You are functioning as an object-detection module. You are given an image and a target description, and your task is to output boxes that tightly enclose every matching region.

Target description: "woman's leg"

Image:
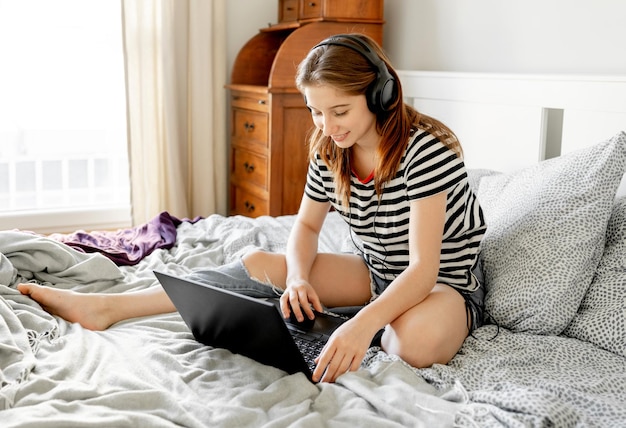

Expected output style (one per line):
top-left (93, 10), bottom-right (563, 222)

top-left (241, 250), bottom-right (372, 308)
top-left (16, 257), bottom-right (277, 331)
top-left (18, 249), bottom-right (372, 331)
top-left (17, 283), bottom-right (175, 331)
top-left (380, 283), bottom-right (469, 368)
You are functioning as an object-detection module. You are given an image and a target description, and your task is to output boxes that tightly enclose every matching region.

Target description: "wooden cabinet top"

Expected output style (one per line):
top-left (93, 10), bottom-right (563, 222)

top-left (229, 21), bottom-right (383, 92)
top-left (279, 0), bottom-right (384, 24)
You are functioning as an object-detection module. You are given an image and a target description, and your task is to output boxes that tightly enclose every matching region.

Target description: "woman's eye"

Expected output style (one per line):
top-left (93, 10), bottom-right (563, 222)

top-left (309, 110), bottom-right (346, 118)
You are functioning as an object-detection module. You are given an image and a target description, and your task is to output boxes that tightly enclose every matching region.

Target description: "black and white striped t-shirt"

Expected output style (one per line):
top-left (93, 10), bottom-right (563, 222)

top-left (305, 129), bottom-right (486, 292)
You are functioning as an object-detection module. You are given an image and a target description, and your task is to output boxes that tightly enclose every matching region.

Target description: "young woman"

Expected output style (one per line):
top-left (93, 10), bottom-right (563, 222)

top-left (18, 34), bottom-right (486, 384)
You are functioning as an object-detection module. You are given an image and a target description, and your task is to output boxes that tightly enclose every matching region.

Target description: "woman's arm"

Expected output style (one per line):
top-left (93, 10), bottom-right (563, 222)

top-left (352, 191), bottom-right (447, 334)
top-left (280, 195), bottom-right (330, 321)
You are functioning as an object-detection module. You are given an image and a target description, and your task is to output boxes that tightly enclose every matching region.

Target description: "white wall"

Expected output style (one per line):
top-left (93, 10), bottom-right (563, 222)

top-left (226, 0), bottom-right (626, 76)
top-left (226, 0), bottom-right (276, 81)
top-left (383, 0), bottom-right (626, 74)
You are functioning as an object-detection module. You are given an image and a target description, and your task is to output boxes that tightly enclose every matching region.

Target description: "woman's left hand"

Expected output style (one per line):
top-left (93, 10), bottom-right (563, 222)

top-left (312, 318), bottom-right (379, 383)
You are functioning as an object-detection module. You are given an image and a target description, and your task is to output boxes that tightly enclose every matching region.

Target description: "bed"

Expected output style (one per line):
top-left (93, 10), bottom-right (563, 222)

top-left (2, 72), bottom-right (626, 427)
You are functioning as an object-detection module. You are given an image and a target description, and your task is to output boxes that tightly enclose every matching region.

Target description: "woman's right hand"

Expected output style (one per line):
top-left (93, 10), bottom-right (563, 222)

top-left (280, 280), bottom-right (323, 322)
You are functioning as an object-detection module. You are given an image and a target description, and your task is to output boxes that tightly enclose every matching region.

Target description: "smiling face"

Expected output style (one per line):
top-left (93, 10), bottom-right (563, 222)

top-left (304, 85), bottom-right (379, 151)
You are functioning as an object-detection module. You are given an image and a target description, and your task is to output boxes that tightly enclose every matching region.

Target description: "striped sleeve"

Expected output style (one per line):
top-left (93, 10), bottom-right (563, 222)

top-left (304, 157), bottom-right (330, 203)
top-left (404, 132), bottom-right (465, 201)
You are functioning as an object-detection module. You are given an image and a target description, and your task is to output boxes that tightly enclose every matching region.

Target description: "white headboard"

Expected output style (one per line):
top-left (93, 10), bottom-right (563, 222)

top-left (397, 71), bottom-right (626, 173)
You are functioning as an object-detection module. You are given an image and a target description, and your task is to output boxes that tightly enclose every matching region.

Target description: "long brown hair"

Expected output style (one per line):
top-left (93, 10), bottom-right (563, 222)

top-left (295, 33), bottom-right (462, 206)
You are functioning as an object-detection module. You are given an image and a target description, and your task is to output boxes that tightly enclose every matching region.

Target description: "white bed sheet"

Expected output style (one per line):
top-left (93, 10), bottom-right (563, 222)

top-left (1, 212), bottom-right (625, 427)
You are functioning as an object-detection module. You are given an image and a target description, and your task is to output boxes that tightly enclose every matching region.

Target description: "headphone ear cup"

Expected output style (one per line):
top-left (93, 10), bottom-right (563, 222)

top-left (380, 74), bottom-right (398, 111)
top-left (368, 69), bottom-right (397, 113)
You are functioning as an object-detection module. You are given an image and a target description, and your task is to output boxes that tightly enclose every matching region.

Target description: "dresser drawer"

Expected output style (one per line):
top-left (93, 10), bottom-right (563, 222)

top-left (230, 186), bottom-right (268, 217)
top-left (231, 148), bottom-right (268, 190)
top-left (232, 109), bottom-right (268, 148)
top-left (230, 91), bottom-right (269, 113)
top-left (323, 0), bottom-right (384, 21)
top-left (299, 0), bottom-right (322, 19)
top-left (279, 0), bottom-right (298, 22)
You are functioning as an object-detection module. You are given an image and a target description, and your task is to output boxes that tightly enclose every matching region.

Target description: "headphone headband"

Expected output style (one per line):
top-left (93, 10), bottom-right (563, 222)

top-left (312, 34), bottom-right (397, 113)
top-left (313, 34), bottom-right (384, 68)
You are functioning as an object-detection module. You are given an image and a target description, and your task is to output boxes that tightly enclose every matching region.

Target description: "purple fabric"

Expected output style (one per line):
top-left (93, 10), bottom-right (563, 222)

top-left (49, 211), bottom-right (202, 266)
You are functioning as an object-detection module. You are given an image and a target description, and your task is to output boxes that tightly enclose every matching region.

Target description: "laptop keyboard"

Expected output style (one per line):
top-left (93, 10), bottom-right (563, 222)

top-left (291, 331), bottom-right (325, 372)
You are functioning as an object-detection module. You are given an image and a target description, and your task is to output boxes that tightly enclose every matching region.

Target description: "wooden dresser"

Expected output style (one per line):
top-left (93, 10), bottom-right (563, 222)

top-left (226, 0), bottom-right (384, 217)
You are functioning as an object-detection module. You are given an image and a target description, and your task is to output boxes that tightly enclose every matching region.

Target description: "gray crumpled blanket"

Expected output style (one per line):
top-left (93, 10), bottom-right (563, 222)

top-left (0, 230), bottom-right (122, 287)
top-left (0, 230), bottom-right (122, 408)
top-left (0, 224), bottom-right (481, 427)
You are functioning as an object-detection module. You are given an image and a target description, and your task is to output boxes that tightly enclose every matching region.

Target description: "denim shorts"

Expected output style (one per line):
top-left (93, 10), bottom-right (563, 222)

top-left (460, 258), bottom-right (486, 332)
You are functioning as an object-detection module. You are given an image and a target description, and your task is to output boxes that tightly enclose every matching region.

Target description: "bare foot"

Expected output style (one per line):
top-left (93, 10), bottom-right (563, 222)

top-left (17, 283), bottom-right (115, 331)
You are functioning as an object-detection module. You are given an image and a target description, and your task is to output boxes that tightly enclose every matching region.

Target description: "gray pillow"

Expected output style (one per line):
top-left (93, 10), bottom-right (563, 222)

top-left (476, 131), bottom-right (626, 335)
top-left (563, 196), bottom-right (626, 356)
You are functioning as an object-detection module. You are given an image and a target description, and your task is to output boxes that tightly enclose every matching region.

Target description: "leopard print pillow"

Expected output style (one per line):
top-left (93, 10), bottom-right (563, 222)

top-left (476, 132), bottom-right (626, 335)
top-left (564, 196), bottom-right (626, 356)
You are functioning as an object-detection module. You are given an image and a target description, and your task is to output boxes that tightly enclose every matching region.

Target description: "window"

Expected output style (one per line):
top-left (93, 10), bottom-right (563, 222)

top-left (0, 0), bottom-right (130, 233)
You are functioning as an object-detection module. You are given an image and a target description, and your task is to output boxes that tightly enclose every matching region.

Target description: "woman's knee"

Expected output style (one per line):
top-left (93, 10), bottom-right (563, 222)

top-left (241, 250), bottom-right (287, 287)
top-left (381, 320), bottom-right (448, 368)
top-left (380, 292), bottom-right (468, 367)
top-left (242, 249), bottom-right (281, 269)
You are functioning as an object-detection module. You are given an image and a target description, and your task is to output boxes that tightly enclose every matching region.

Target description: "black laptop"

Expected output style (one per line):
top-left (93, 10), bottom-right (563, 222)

top-left (154, 271), bottom-right (348, 381)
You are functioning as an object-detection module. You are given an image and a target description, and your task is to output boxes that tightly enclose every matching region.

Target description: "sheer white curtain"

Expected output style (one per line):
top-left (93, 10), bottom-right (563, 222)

top-left (122, 0), bottom-right (227, 225)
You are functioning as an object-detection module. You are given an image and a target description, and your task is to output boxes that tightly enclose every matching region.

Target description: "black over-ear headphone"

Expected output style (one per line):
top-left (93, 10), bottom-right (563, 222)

top-left (312, 34), bottom-right (398, 113)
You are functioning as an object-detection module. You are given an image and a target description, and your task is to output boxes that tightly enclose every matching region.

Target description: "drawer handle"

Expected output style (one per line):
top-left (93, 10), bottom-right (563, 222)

top-left (233, 96), bottom-right (265, 105)
top-left (309, 2), bottom-right (316, 6)
top-left (243, 162), bottom-right (255, 173)
top-left (244, 121), bottom-right (255, 132)
top-left (244, 201), bottom-right (255, 212)
top-left (286, 6), bottom-right (294, 11)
